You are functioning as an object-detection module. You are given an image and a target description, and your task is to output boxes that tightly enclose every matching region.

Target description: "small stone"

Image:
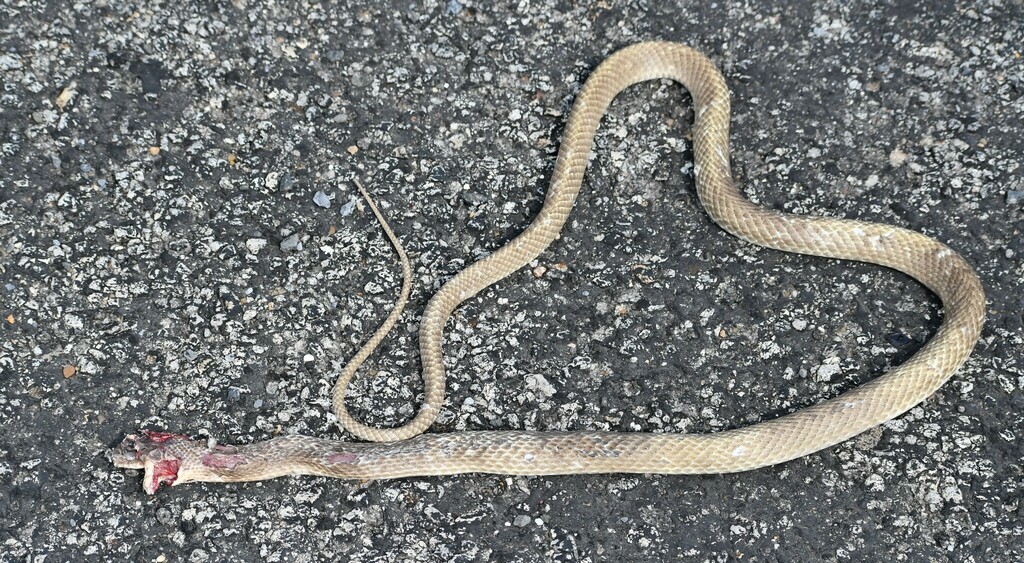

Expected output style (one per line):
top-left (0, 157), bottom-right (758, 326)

top-left (339, 198), bottom-right (357, 217)
top-left (62, 365), bottom-right (77, 378)
top-left (0, 54), bottom-right (22, 70)
top-left (280, 233), bottom-right (302, 251)
top-left (5, 314), bottom-right (13, 324)
top-left (55, 82), bottom-right (77, 110)
top-left (446, 0), bottom-right (464, 15)
top-left (303, 354), bottom-right (314, 363)
top-left (525, 373), bottom-right (556, 401)
top-left (532, 265), bottom-right (547, 278)
top-left (513, 515), bottom-right (531, 527)
top-left (889, 148), bottom-right (908, 167)
top-left (265, 172), bottom-right (280, 190)
top-left (279, 174), bottom-right (295, 191)
top-left (1007, 191), bottom-right (1024, 205)
top-left (313, 190), bottom-right (332, 208)
top-left (254, 399), bottom-right (264, 408)
top-left (227, 387), bottom-right (241, 402)
top-left (245, 238), bottom-right (267, 254)
top-left (347, 145), bottom-right (359, 155)
top-left (226, 153), bottom-right (236, 166)
top-left (155, 508), bottom-right (174, 526)
top-left (815, 361), bottom-right (842, 382)
top-left (149, 146), bottom-right (160, 156)
top-left (792, 319), bottom-right (808, 331)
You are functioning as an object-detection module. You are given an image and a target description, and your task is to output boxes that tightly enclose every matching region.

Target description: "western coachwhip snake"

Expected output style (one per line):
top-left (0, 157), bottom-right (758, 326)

top-left (111, 42), bottom-right (985, 494)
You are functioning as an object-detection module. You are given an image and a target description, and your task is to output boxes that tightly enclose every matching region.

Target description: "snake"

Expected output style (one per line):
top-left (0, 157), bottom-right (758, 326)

top-left (111, 42), bottom-right (985, 494)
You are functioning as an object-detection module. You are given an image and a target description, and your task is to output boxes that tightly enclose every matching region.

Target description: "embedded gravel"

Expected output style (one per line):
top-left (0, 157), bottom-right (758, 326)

top-left (1, 1), bottom-right (1022, 561)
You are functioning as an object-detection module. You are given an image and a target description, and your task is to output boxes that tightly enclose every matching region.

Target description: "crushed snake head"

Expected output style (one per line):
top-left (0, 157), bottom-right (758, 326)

top-left (109, 431), bottom-right (217, 494)
top-left (111, 430), bottom-right (294, 493)
top-left (111, 431), bottom-right (377, 493)
top-left (110, 431), bottom-right (277, 493)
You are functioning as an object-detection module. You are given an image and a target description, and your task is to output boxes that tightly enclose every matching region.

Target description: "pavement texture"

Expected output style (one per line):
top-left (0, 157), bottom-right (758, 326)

top-left (1, 0), bottom-right (1022, 561)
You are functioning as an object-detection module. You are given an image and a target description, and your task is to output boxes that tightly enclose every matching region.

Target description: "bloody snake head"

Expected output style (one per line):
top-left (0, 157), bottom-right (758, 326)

top-left (110, 431), bottom-right (208, 494)
top-left (111, 430), bottom-right (279, 493)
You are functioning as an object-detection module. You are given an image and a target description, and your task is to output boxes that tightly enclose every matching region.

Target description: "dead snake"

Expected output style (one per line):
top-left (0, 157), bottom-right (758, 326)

top-left (111, 42), bottom-right (985, 494)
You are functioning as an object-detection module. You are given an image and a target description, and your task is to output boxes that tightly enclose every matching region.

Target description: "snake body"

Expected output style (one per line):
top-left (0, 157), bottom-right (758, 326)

top-left (111, 42), bottom-right (985, 493)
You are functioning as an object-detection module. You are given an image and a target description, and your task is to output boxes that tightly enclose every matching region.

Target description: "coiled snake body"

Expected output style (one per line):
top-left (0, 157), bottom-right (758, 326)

top-left (112, 42), bottom-right (985, 494)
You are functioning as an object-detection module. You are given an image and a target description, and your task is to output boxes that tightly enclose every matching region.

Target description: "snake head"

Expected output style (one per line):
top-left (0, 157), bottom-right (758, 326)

top-left (110, 431), bottom-right (206, 494)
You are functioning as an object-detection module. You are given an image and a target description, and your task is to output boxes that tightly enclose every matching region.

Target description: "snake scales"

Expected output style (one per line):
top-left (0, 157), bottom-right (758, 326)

top-left (111, 42), bottom-right (985, 494)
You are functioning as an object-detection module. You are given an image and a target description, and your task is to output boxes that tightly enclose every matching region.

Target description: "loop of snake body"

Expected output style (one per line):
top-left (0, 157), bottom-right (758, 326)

top-left (111, 42), bottom-right (985, 494)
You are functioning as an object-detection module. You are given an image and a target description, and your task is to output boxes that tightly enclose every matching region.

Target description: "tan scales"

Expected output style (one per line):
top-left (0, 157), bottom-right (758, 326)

top-left (111, 42), bottom-right (985, 493)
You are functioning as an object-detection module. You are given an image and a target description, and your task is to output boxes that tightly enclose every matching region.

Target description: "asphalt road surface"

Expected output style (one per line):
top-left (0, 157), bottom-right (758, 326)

top-left (1, 1), bottom-right (1022, 561)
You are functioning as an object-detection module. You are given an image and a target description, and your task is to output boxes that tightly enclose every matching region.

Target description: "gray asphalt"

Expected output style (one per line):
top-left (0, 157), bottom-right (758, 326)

top-left (1, 1), bottom-right (1022, 561)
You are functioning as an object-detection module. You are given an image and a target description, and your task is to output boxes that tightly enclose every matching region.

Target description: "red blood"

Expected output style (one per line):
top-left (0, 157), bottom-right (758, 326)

top-left (326, 452), bottom-right (358, 465)
top-left (146, 459), bottom-right (180, 494)
top-left (141, 430), bottom-right (190, 443)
